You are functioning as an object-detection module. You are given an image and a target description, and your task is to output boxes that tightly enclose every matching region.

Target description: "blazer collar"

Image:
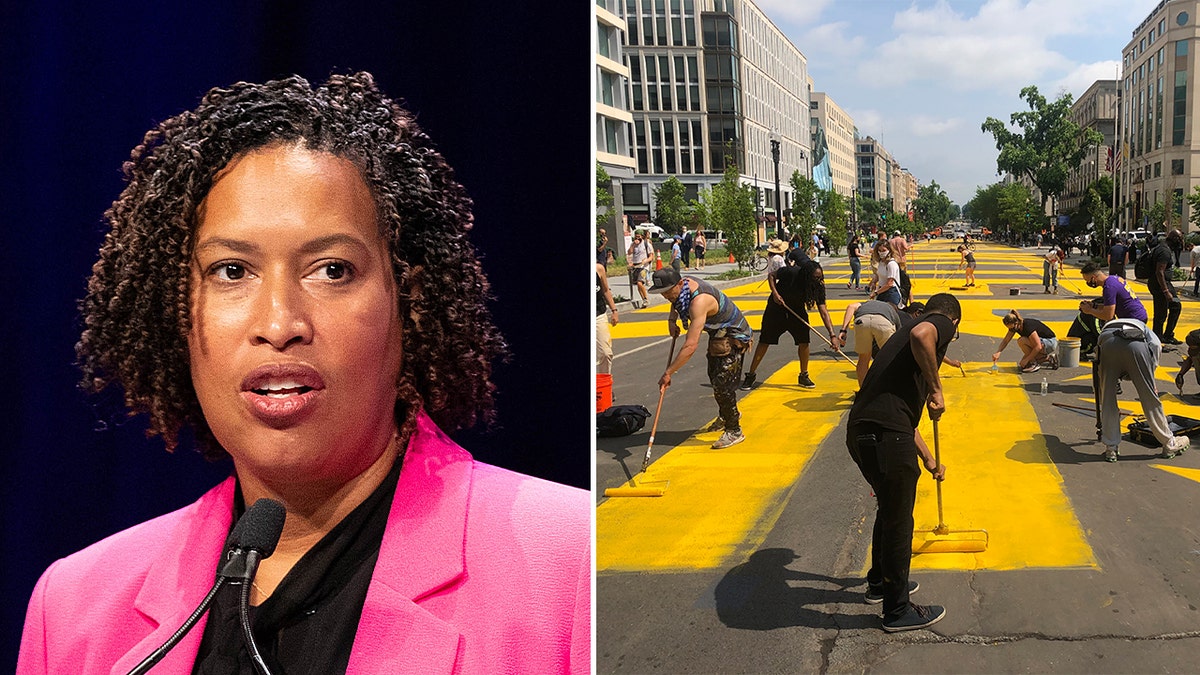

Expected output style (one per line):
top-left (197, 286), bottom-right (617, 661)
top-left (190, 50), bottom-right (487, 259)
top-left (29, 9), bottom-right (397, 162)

top-left (109, 411), bottom-right (475, 675)
top-left (347, 410), bottom-right (474, 673)
top-left (112, 478), bottom-right (236, 675)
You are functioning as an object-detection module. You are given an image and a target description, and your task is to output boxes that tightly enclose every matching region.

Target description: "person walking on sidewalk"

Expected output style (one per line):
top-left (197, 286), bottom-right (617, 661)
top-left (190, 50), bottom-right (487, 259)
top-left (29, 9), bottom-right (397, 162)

top-left (651, 268), bottom-right (752, 449)
top-left (627, 232), bottom-right (654, 308)
top-left (741, 259), bottom-right (837, 391)
top-left (693, 230), bottom-right (707, 269)
top-left (670, 236), bottom-right (683, 273)
top-left (1148, 229), bottom-right (1184, 344)
top-left (845, 293), bottom-right (957, 633)
top-left (1096, 318), bottom-right (1190, 462)
top-left (847, 234), bottom-right (863, 289)
top-left (596, 262), bottom-right (619, 374)
top-left (992, 309), bottom-right (1058, 373)
top-left (1043, 246), bottom-right (1063, 293)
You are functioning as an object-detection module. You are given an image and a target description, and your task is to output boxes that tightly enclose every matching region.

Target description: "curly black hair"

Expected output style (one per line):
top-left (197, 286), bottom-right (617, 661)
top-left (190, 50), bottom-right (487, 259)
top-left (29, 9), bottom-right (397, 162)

top-left (77, 71), bottom-right (508, 460)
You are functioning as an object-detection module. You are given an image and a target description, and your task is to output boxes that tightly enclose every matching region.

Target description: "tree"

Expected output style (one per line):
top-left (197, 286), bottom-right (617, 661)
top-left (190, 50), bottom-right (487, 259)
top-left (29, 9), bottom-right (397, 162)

top-left (596, 163), bottom-right (614, 228)
top-left (981, 86), bottom-right (1104, 219)
top-left (703, 162), bottom-right (757, 268)
top-left (652, 176), bottom-right (690, 235)
top-left (818, 188), bottom-right (849, 253)
top-left (911, 180), bottom-right (954, 234)
top-left (788, 170), bottom-right (820, 242)
top-left (996, 182), bottom-right (1040, 236)
top-left (857, 196), bottom-right (886, 231)
top-left (1185, 185), bottom-right (1200, 232)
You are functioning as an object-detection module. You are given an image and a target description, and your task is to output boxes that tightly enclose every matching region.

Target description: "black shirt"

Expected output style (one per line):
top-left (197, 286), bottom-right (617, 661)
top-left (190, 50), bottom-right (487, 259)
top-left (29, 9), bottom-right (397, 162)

top-left (771, 264), bottom-right (824, 309)
top-left (193, 454), bottom-right (403, 675)
top-left (1017, 318), bottom-right (1055, 340)
top-left (848, 313), bottom-right (955, 433)
top-left (1148, 242), bottom-right (1175, 292)
top-left (786, 246), bottom-right (810, 267)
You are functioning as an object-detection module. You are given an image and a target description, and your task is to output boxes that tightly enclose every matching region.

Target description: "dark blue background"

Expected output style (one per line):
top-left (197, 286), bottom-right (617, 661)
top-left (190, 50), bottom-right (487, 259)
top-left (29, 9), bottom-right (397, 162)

top-left (0, 2), bottom-right (589, 667)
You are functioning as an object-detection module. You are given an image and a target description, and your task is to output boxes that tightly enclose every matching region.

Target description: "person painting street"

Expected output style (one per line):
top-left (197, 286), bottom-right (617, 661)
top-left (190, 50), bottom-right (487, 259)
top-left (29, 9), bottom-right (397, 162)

top-left (1174, 329), bottom-right (1200, 395)
top-left (741, 259), bottom-right (837, 391)
top-left (651, 268), bottom-right (753, 449)
top-left (1148, 229), bottom-right (1184, 344)
top-left (992, 309), bottom-right (1058, 373)
top-left (845, 293), bottom-right (959, 633)
top-left (834, 299), bottom-right (903, 387)
top-left (765, 238), bottom-right (788, 274)
top-left (1096, 318), bottom-right (1190, 462)
top-left (1074, 262), bottom-right (1149, 360)
top-left (956, 244), bottom-right (977, 288)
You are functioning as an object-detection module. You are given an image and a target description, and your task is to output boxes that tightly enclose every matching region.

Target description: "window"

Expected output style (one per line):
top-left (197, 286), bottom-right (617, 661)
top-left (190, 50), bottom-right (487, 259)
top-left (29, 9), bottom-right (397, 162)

top-left (1176, 39), bottom-right (1189, 57)
top-left (1179, 11), bottom-right (1190, 26)
top-left (1154, 162), bottom-right (1162, 178)
top-left (1173, 159), bottom-right (1185, 175)
top-left (623, 183), bottom-right (646, 206)
top-left (604, 118), bottom-right (621, 154)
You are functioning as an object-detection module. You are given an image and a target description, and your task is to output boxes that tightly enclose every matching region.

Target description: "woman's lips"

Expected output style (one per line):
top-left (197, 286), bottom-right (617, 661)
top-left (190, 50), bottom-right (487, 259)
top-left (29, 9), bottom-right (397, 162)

top-left (240, 363), bottom-right (326, 427)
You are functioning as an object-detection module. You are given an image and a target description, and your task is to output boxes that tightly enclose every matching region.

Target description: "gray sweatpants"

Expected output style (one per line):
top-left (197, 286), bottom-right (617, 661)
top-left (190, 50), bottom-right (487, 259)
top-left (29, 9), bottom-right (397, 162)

top-left (1096, 327), bottom-right (1171, 448)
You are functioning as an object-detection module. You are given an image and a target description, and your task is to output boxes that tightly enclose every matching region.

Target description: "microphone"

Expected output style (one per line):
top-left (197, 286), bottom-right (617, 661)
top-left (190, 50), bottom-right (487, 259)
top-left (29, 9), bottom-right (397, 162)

top-left (127, 498), bottom-right (286, 675)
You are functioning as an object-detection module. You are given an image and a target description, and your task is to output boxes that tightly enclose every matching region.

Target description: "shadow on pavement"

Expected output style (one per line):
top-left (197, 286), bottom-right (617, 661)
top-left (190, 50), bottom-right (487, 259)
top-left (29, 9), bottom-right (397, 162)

top-left (784, 393), bottom-right (852, 413)
top-left (713, 548), bottom-right (878, 631)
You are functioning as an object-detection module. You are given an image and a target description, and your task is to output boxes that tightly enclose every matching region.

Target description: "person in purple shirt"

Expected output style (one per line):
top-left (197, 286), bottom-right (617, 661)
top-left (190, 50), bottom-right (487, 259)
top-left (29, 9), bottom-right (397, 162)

top-left (1078, 262), bottom-right (1148, 323)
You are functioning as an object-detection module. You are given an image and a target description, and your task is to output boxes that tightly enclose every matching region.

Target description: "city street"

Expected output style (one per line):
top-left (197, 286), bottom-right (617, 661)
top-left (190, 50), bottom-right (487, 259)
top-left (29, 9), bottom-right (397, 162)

top-left (597, 240), bottom-right (1200, 673)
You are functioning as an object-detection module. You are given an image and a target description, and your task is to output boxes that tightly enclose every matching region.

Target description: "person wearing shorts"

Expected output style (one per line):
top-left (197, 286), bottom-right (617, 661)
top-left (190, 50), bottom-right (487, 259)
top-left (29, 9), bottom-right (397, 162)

top-left (834, 299), bottom-right (904, 387)
top-left (626, 232), bottom-right (653, 308)
top-left (741, 260), bottom-right (836, 390)
top-left (992, 309), bottom-right (1058, 372)
top-left (693, 230), bottom-right (706, 269)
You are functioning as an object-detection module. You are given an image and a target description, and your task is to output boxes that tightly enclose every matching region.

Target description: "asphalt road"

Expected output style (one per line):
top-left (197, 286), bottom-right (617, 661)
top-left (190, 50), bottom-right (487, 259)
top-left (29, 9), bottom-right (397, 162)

top-left (597, 241), bottom-right (1200, 673)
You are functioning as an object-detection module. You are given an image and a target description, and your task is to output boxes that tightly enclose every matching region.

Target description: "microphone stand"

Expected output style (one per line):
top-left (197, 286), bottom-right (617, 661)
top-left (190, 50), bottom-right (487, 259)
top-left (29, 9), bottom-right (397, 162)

top-left (126, 579), bottom-right (228, 675)
top-left (235, 549), bottom-right (274, 675)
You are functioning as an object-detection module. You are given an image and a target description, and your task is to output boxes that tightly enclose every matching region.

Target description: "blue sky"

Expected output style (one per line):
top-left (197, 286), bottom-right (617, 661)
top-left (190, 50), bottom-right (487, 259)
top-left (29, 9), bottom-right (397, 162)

top-left (753, 0), bottom-right (1162, 205)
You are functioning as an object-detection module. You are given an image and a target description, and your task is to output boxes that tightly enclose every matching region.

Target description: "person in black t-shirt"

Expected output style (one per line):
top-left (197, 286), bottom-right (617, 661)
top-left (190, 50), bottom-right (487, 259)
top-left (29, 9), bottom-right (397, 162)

top-left (991, 309), bottom-right (1058, 373)
top-left (741, 260), bottom-right (836, 390)
top-left (845, 292), bottom-right (957, 633)
top-left (1148, 229), bottom-right (1183, 345)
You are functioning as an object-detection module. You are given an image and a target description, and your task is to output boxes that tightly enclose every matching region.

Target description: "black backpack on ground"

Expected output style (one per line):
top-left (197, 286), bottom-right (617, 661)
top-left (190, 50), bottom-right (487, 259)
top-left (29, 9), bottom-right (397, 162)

top-left (597, 404), bottom-right (651, 437)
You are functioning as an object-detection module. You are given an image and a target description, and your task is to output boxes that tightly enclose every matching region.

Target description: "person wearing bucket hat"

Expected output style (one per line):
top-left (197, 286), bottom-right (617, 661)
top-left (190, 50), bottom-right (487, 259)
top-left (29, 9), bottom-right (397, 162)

top-left (653, 268), bottom-right (753, 449)
top-left (766, 239), bottom-right (788, 274)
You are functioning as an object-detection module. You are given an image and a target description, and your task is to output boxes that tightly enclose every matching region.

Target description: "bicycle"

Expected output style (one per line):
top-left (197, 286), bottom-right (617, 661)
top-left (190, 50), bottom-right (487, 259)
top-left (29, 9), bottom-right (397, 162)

top-left (748, 251), bottom-right (769, 272)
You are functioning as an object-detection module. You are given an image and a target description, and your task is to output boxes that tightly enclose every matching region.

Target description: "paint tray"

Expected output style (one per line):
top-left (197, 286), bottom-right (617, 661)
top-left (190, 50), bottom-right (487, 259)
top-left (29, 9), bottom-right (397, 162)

top-left (1127, 414), bottom-right (1200, 446)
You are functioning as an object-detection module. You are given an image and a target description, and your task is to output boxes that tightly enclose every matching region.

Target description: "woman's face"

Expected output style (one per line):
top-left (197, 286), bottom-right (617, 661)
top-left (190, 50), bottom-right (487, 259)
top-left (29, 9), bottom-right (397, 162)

top-left (188, 145), bottom-right (404, 491)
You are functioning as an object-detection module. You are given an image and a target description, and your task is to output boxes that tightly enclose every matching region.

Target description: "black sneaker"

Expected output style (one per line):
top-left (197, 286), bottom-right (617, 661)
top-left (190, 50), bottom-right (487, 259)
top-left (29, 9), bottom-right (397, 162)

top-left (882, 603), bottom-right (946, 633)
top-left (797, 372), bottom-right (816, 388)
top-left (1165, 336), bottom-right (1183, 345)
top-left (865, 580), bottom-right (919, 604)
top-left (740, 372), bottom-right (756, 390)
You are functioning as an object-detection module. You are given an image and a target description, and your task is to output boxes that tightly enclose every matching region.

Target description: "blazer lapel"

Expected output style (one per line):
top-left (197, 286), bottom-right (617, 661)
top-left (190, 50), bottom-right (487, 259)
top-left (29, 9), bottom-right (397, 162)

top-left (348, 412), bottom-right (473, 674)
top-left (111, 479), bottom-right (236, 675)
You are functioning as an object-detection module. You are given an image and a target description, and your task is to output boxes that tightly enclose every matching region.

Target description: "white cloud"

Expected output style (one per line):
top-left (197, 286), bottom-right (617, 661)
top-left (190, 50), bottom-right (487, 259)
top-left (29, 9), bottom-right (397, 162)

top-left (1054, 60), bottom-right (1122, 99)
top-left (798, 21), bottom-right (867, 64)
top-left (751, 0), bottom-right (833, 26)
top-left (909, 116), bottom-right (963, 137)
top-left (848, 108), bottom-right (886, 139)
top-left (853, 0), bottom-right (1160, 91)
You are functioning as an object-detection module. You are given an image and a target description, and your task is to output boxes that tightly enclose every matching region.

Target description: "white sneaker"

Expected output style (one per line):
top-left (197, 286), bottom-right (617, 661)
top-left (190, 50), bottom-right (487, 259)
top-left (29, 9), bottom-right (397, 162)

top-left (1103, 446), bottom-right (1119, 462)
top-left (1162, 436), bottom-right (1190, 459)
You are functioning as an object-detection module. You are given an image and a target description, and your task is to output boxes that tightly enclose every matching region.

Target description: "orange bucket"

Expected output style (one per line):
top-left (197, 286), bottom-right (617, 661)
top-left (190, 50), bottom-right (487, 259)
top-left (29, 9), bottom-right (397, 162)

top-left (596, 373), bottom-right (613, 412)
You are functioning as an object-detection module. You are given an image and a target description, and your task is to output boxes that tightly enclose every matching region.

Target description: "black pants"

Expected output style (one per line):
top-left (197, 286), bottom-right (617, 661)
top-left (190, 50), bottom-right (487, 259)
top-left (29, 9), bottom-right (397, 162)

top-left (707, 343), bottom-right (747, 432)
top-left (1150, 288), bottom-right (1181, 340)
top-left (847, 423), bottom-right (920, 622)
top-left (1068, 311), bottom-right (1103, 355)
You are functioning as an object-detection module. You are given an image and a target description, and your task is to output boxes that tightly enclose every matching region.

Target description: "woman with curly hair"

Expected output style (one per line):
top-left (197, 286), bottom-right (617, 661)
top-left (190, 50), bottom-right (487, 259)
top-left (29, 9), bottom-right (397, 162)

top-left (18, 72), bottom-right (589, 674)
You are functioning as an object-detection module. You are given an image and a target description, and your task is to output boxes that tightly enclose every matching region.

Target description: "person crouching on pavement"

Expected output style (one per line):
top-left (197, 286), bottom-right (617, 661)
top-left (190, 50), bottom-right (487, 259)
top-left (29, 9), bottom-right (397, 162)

top-left (651, 268), bottom-right (753, 449)
top-left (1096, 318), bottom-right (1190, 462)
top-left (741, 259), bottom-right (837, 390)
top-left (846, 292), bottom-right (958, 632)
top-left (992, 309), bottom-right (1058, 373)
top-left (1173, 328), bottom-right (1200, 395)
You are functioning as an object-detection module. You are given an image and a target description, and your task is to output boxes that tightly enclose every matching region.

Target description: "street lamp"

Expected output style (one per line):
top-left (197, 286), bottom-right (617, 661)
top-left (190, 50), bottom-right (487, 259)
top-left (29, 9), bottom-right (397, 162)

top-left (769, 128), bottom-right (783, 239)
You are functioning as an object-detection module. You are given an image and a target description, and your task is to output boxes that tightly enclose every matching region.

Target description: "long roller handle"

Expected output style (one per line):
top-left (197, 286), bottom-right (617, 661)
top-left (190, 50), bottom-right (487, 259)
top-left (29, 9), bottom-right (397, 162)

top-left (933, 419), bottom-right (948, 535)
top-left (641, 336), bottom-right (679, 473)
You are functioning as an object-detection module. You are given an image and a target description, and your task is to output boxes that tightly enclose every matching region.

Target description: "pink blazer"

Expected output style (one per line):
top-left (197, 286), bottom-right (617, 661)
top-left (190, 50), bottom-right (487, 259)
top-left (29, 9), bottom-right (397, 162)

top-left (18, 412), bottom-right (591, 674)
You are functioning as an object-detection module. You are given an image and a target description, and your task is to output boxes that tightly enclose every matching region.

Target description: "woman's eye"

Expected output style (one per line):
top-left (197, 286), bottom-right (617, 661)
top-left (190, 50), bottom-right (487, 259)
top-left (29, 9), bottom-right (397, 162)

top-left (213, 263), bottom-right (246, 281)
top-left (315, 261), bottom-right (353, 281)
